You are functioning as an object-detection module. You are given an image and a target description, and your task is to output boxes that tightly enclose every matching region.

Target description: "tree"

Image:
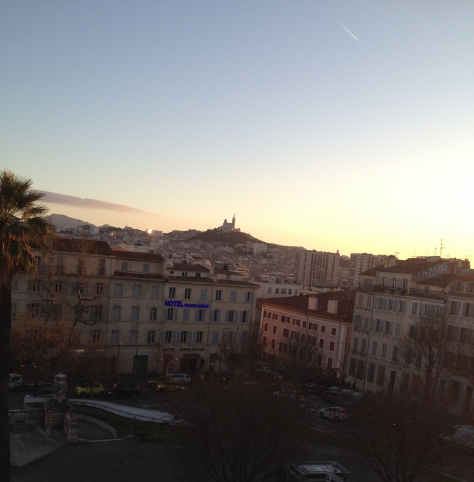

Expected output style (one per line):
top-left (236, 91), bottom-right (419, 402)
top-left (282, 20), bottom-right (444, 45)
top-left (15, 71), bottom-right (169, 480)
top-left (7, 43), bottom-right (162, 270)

top-left (171, 372), bottom-right (306, 482)
top-left (0, 170), bottom-right (55, 482)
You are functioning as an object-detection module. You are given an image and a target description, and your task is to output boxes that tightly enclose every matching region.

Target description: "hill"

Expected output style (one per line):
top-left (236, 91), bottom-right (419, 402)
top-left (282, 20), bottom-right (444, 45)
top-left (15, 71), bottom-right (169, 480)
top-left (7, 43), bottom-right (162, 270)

top-left (49, 214), bottom-right (94, 231)
top-left (189, 229), bottom-right (264, 245)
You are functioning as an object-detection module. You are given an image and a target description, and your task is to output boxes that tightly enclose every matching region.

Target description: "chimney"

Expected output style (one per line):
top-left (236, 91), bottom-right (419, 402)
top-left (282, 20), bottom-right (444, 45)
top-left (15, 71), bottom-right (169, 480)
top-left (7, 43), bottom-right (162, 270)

top-left (384, 255), bottom-right (397, 268)
top-left (308, 297), bottom-right (318, 310)
top-left (327, 299), bottom-right (338, 314)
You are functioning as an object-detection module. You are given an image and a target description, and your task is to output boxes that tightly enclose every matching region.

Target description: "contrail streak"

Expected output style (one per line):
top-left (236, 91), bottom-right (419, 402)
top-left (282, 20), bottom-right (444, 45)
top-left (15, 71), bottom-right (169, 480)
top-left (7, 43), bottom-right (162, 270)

top-left (336, 20), bottom-right (359, 42)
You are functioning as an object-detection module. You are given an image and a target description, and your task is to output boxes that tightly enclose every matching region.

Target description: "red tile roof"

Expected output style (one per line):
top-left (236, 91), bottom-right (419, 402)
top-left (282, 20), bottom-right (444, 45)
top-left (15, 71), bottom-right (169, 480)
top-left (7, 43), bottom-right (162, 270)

top-left (113, 249), bottom-right (165, 262)
top-left (213, 267), bottom-right (243, 276)
top-left (361, 258), bottom-right (454, 277)
top-left (418, 273), bottom-right (457, 287)
top-left (168, 263), bottom-right (210, 272)
top-left (454, 273), bottom-right (474, 281)
top-left (261, 290), bottom-right (356, 322)
top-left (53, 237), bottom-right (115, 256)
top-left (113, 271), bottom-right (165, 280)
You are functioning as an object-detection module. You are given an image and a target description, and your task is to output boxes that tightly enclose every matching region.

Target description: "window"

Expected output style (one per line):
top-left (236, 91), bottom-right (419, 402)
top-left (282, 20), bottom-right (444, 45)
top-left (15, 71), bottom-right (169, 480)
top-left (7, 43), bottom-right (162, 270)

top-left (200, 289), bottom-right (208, 300)
top-left (121, 262), bottom-right (128, 272)
top-left (131, 306), bottom-right (139, 321)
top-left (282, 316), bottom-right (290, 324)
top-left (12, 279), bottom-right (19, 291)
top-left (212, 331), bottom-right (219, 344)
top-left (366, 296), bottom-right (372, 308)
top-left (465, 304), bottom-right (471, 318)
top-left (363, 318), bottom-right (369, 330)
top-left (356, 360), bottom-right (364, 379)
top-left (392, 345), bottom-right (399, 362)
top-left (327, 357), bottom-right (333, 369)
top-left (111, 330), bottom-right (119, 344)
top-left (165, 331), bottom-right (172, 343)
top-left (30, 279), bottom-right (41, 292)
top-left (114, 284), bottom-right (123, 296)
top-left (245, 291), bottom-right (254, 302)
top-left (289, 289), bottom-right (292, 295)
top-left (329, 341), bottom-right (335, 352)
top-left (90, 330), bottom-right (102, 344)
top-left (272, 326), bottom-right (277, 335)
top-left (283, 328), bottom-right (289, 338)
top-left (53, 281), bottom-right (64, 293)
top-left (293, 319), bottom-right (300, 326)
top-left (197, 309), bottom-right (206, 322)
top-left (361, 339), bottom-right (367, 354)
top-left (196, 331), bottom-right (203, 343)
top-left (143, 264), bottom-right (149, 273)
top-left (273, 313), bottom-right (279, 321)
top-left (195, 273), bottom-right (201, 278)
top-left (180, 331), bottom-right (188, 343)
top-left (90, 305), bottom-right (102, 321)
top-left (411, 302), bottom-right (419, 316)
top-left (395, 323), bottom-right (402, 337)
top-left (309, 323), bottom-right (317, 331)
top-left (113, 306), bottom-right (121, 320)
top-left (130, 330), bottom-right (138, 344)
top-left (275, 289), bottom-right (279, 294)
top-left (319, 338), bottom-right (324, 349)
top-left (371, 341), bottom-right (378, 357)
top-left (185, 288), bottom-right (191, 300)
top-left (148, 331), bottom-right (156, 344)
top-left (292, 331), bottom-right (299, 341)
top-left (181, 272), bottom-right (188, 277)
top-left (377, 365), bottom-right (385, 386)
top-left (12, 303), bottom-right (18, 318)
top-left (150, 307), bottom-right (157, 321)
top-left (321, 325), bottom-right (326, 334)
top-left (166, 308), bottom-right (175, 321)
top-left (151, 286), bottom-right (159, 298)
top-left (230, 291), bottom-right (237, 302)
top-left (358, 294), bottom-right (364, 306)
top-left (211, 310), bottom-right (220, 322)
top-left (169, 287), bottom-right (176, 299)
top-left (271, 339), bottom-right (276, 349)
top-left (349, 358), bottom-right (356, 377)
top-left (183, 309), bottom-right (190, 322)
top-left (268, 287), bottom-right (272, 294)
top-left (381, 343), bottom-right (388, 359)
top-left (216, 290), bottom-right (222, 301)
top-left (133, 285), bottom-right (141, 297)
top-left (331, 327), bottom-right (337, 336)
top-left (317, 354), bottom-right (323, 366)
top-left (281, 289), bottom-right (287, 294)
top-left (56, 256), bottom-right (64, 274)
top-left (226, 310), bottom-right (235, 322)
top-left (264, 323), bottom-right (268, 332)
top-left (353, 337), bottom-right (359, 351)
top-left (367, 363), bottom-right (375, 383)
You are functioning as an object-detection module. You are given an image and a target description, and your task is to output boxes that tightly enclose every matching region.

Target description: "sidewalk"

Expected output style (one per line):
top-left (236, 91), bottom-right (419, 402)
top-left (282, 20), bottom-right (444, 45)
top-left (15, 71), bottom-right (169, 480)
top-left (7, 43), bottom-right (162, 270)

top-left (70, 399), bottom-right (177, 424)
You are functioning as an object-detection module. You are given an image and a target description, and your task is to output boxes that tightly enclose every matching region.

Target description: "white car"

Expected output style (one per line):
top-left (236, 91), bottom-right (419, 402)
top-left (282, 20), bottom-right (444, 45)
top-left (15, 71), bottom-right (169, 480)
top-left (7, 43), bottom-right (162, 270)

top-left (171, 373), bottom-right (191, 383)
top-left (319, 406), bottom-right (350, 421)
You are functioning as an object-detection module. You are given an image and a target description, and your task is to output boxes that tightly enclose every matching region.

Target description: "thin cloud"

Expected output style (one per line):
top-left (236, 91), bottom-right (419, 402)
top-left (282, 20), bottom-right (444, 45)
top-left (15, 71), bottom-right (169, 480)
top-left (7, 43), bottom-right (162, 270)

top-left (41, 190), bottom-right (146, 213)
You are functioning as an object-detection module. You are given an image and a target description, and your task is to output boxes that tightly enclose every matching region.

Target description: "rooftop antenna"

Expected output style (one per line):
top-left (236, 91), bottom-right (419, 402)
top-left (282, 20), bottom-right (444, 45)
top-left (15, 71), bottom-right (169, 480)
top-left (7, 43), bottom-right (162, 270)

top-left (440, 239), bottom-right (445, 258)
top-left (395, 251), bottom-right (401, 257)
top-left (434, 247), bottom-right (437, 256)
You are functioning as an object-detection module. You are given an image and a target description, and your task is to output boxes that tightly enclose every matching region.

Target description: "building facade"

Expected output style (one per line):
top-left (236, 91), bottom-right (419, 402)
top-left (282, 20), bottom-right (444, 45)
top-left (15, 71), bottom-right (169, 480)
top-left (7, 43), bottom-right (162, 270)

top-left (295, 250), bottom-right (340, 287)
top-left (11, 238), bottom-right (258, 376)
top-left (348, 253), bottom-right (390, 288)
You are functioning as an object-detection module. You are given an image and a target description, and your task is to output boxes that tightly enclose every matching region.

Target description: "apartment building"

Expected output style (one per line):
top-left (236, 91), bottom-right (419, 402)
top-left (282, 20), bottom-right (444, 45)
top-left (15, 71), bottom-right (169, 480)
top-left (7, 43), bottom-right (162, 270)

top-left (348, 253), bottom-right (391, 288)
top-left (11, 238), bottom-right (258, 376)
top-left (260, 290), bottom-right (355, 372)
top-left (346, 256), bottom-right (466, 395)
top-left (295, 250), bottom-right (340, 287)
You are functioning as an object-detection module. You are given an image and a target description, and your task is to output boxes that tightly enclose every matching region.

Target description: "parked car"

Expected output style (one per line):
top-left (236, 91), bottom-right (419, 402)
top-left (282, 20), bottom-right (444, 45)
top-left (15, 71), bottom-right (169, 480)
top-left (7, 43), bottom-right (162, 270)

top-left (155, 380), bottom-right (183, 392)
top-left (24, 387), bottom-right (54, 400)
top-left (319, 406), bottom-right (350, 421)
top-left (303, 383), bottom-right (326, 397)
top-left (321, 387), bottom-right (342, 404)
top-left (107, 383), bottom-right (141, 399)
top-left (74, 383), bottom-right (106, 397)
top-left (171, 373), bottom-right (191, 384)
top-left (8, 374), bottom-right (23, 391)
top-left (147, 376), bottom-right (170, 387)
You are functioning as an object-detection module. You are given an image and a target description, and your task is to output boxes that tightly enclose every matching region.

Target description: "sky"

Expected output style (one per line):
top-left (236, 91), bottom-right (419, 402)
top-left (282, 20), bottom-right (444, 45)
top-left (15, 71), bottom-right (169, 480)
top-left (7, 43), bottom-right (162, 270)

top-left (1, 1), bottom-right (474, 259)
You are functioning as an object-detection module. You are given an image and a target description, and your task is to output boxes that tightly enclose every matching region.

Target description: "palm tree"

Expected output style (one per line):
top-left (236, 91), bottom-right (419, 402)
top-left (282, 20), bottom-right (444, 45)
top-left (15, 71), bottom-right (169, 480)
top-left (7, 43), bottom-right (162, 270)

top-left (0, 170), bottom-right (55, 482)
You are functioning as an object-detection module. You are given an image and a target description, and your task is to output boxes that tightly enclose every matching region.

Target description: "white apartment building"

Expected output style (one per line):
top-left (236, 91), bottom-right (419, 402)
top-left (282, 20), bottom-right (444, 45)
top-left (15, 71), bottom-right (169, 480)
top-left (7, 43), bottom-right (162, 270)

top-left (11, 238), bottom-right (258, 377)
top-left (346, 256), bottom-right (466, 396)
top-left (260, 291), bottom-right (355, 372)
top-left (348, 253), bottom-right (390, 288)
top-left (295, 250), bottom-right (340, 287)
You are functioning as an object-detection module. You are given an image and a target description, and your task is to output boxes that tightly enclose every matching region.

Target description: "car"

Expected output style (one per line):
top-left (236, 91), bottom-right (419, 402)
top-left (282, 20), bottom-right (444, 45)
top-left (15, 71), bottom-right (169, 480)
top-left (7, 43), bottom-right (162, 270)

top-left (321, 387), bottom-right (342, 404)
top-left (107, 383), bottom-right (141, 399)
top-left (303, 383), bottom-right (326, 397)
top-left (155, 380), bottom-right (183, 392)
top-left (74, 383), bottom-right (106, 397)
top-left (147, 376), bottom-right (170, 387)
top-left (319, 406), bottom-right (350, 421)
top-left (8, 374), bottom-right (23, 391)
top-left (24, 388), bottom-right (54, 400)
top-left (171, 373), bottom-right (191, 383)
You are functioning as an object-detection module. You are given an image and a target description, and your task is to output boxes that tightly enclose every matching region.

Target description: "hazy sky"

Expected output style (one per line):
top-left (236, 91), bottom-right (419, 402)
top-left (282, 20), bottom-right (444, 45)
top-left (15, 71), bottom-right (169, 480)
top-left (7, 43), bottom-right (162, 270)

top-left (2, 1), bottom-right (473, 259)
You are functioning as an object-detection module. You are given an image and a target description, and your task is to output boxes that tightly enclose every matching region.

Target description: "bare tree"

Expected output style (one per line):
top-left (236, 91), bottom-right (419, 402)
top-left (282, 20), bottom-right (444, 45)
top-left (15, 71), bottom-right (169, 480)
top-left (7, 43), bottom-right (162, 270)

top-left (171, 372), bottom-right (306, 482)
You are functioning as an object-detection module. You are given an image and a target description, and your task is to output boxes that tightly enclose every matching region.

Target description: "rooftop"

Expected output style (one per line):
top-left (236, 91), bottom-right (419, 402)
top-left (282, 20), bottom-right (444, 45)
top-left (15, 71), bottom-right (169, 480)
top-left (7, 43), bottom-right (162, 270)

top-left (113, 249), bottom-right (165, 262)
top-left (360, 258), bottom-right (453, 276)
top-left (168, 263), bottom-right (210, 272)
top-left (53, 237), bottom-right (115, 256)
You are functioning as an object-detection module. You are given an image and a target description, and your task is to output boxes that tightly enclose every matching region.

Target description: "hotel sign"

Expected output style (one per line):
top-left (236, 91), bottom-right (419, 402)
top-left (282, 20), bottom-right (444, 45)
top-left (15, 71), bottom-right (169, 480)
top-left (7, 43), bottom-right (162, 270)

top-left (178, 347), bottom-right (206, 352)
top-left (165, 300), bottom-right (209, 309)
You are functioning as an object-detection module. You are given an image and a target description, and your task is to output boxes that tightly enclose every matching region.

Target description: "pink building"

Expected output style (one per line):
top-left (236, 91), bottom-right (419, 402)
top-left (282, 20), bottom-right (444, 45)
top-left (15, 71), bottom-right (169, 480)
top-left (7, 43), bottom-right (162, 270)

top-left (260, 291), bottom-right (356, 373)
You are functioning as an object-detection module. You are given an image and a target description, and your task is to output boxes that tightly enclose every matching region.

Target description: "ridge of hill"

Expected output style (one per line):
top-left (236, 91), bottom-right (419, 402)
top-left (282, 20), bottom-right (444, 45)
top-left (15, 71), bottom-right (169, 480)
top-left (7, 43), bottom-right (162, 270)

top-left (188, 228), bottom-right (264, 245)
top-left (49, 214), bottom-right (93, 231)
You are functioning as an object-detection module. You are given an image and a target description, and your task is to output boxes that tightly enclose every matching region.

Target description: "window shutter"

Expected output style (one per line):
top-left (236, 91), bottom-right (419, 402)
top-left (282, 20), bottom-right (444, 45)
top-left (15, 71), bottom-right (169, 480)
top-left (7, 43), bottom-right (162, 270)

top-left (188, 332), bottom-right (193, 345)
top-left (225, 311), bottom-right (229, 322)
top-left (201, 311), bottom-right (206, 322)
top-left (382, 299), bottom-right (387, 311)
top-left (217, 310), bottom-right (221, 322)
top-left (388, 321), bottom-right (393, 335)
top-left (174, 309), bottom-right (179, 322)
top-left (244, 311), bottom-right (249, 323)
top-left (210, 310), bottom-right (215, 322)
top-left (395, 323), bottom-right (401, 337)
top-left (456, 303), bottom-right (462, 316)
top-left (370, 319), bottom-right (376, 332)
top-left (251, 292), bottom-right (255, 303)
top-left (163, 308), bottom-right (168, 321)
top-left (239, 311), bottom-right (244, 323)
top-left (162, 331), bottom-right (166, 344)
top-left (176, 331), bottom-right (182, 344)
top-left (193, 332), bottom-right (198, 344)
top-left (195, 310), bottom-right (199, 322)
